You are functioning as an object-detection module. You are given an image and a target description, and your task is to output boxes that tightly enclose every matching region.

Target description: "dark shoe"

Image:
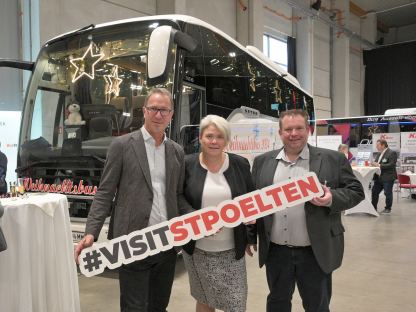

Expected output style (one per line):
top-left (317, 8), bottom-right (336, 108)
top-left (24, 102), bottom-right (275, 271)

top-left (381, 209), bottom-right (391, 214)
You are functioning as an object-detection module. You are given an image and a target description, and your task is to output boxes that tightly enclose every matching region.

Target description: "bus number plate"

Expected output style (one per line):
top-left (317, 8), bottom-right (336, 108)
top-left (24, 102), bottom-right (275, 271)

top-left (72, 231), bottom-right (84, 243)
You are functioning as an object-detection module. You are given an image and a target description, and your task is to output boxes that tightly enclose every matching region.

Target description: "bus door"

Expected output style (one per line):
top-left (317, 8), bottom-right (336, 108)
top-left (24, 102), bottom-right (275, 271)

top-left (178, 82), bottom-right (205, 154)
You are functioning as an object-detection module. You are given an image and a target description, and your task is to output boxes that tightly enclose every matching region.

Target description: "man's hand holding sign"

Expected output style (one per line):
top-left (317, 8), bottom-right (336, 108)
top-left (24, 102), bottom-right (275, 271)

top-left (76, 173), bottom-right (324, 277)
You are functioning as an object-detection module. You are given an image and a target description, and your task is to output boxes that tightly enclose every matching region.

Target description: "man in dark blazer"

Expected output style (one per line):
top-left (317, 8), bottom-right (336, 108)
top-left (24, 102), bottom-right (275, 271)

top-left (371, 139), bottom-right (398, 214)
top-left (251, 109), bottom-right (364, 312)
top-left (75, 88), bottom-right (192, 312)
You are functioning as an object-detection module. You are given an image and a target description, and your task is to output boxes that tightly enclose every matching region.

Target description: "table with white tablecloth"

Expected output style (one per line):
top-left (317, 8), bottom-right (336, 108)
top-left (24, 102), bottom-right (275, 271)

top-left (0, 194), bottom-right (80, 312)
top-left (345, 166), bottom-right (380, 216)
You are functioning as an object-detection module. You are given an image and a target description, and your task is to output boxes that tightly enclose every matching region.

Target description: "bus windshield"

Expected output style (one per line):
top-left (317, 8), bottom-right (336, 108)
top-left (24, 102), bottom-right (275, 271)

top-left (19, 20), bottom-right (177, 186)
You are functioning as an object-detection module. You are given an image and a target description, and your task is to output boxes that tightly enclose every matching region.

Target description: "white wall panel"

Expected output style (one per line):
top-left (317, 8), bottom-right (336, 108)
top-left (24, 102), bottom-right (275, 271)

top-left (315, 109), bottom-right (331, 119)
top-left (313, 19), bottom-right (330, 111)
top-left (349, 80), bottom-right (361, 117)
top-left (349, 51), bottom-right (361, 82)
top-left (349, 14), bottom-right (360, 34)
top-left (313, 68), bottom-right (330, 98)
top-left (313, 23), bottom-right (330, 72)
top-left (263, 0), bottom-right (292, 37)
top-left (0, 1), bottom-right (21, 110)
top-left (314, 95), bottom-right (331, 112)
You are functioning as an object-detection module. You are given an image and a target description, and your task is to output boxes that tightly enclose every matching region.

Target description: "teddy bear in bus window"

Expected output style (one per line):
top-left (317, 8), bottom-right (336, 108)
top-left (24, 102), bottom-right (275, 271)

top-left (64, 103), bottom-right (86, 126)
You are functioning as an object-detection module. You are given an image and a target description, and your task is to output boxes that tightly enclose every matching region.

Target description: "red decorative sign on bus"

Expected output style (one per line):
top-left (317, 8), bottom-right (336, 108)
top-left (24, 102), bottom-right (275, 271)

top-left (23, 178), bottom-right (97, 195)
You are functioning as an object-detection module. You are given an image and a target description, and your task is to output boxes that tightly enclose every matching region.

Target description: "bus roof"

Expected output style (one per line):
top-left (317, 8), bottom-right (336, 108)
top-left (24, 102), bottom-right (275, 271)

top-left (384, 108), bottom-right (416, 115)
top-left (315, 113), bottom-right (416, 122)
top-left (47, 14), bottom-right (311, 97)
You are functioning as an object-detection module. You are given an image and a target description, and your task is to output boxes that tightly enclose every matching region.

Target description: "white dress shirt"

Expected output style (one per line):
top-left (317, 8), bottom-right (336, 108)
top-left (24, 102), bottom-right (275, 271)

top-left (141, 127), bottom-right (168, 226)
top-left (270, 145), bottom-right (311, 247)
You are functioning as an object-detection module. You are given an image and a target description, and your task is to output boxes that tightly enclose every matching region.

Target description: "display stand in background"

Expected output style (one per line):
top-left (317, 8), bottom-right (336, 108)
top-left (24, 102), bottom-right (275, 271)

top-left (400, 132), bottom-right (416, 173)
top-left (355, 140), bottom-right (373, 166)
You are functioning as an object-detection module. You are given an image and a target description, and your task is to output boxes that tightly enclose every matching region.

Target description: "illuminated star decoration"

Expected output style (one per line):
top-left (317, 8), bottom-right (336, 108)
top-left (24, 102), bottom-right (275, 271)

top-left (104, 65), bottom-right (123, 96)
top-left (70, 43), bottom-right (104, 83)
top-left (303, 95), bottom-right (311, 120)
top-left (367, 125), bottom-right (379, 135)
top-left (247, 61), bottom-right (256, 92)
top-left (292, 90), bottom-right (296, 108)
top-left (274, 80), bottom-right (282, 103)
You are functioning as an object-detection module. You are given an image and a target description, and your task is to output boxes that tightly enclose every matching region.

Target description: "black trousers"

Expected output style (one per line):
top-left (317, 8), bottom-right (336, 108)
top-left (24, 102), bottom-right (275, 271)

top-left (371, 179), bottom-right (394, 210)
top-left (119, 249), bottom-right (177, 312)
top-left (265, 243), bottom-right (331, 312)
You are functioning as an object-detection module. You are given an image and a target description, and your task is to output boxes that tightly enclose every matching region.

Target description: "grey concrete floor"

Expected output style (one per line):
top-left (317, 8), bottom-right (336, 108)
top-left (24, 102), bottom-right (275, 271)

top-left (78, 195), bottom-right (416, 311)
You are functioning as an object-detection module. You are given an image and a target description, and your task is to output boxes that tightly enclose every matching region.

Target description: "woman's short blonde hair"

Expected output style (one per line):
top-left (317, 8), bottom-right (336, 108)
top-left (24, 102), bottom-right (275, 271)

top-left (199, 115), bottom-right (231, 143)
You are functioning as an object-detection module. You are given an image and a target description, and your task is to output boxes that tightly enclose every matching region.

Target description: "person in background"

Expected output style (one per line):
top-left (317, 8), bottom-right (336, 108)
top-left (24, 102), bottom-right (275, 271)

top-left (74, 88), bottom-right (192, 312)
top-left (371, 139), bottom-right (398, 214)
top-left (338, 143), bottom-right (353, 163)
top-left (252, 109), bottom-right (364, 312)
top-left (0, 143), bottom-right (7, 195)
top-left (182, 115), bottom-right (256, 312)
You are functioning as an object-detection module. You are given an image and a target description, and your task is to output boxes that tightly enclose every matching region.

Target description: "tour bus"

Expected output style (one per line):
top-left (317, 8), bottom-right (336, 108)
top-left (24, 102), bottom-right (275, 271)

top-left (1, 15), bottom-right (314, 243)
top-left (314, 113), bottom-right (416, 148)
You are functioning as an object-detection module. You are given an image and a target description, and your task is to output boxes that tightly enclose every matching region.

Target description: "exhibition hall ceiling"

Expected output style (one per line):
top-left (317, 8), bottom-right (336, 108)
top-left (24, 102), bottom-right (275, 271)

top-left (353, 0), bottom-right (416, 28)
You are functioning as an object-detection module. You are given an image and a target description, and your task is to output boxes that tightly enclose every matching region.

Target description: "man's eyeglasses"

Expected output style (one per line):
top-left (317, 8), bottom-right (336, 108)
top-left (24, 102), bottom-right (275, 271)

top-left (144, 106), bottom-right (173, 117)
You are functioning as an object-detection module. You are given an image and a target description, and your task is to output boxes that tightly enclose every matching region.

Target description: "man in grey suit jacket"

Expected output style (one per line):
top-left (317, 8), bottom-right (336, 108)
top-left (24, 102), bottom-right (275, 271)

top-left (75, 88), bottom-right (192, 312)
top-left (251, 109), bottom-right (364, 312)
top-left (371, 139), bottom-right (398, 214)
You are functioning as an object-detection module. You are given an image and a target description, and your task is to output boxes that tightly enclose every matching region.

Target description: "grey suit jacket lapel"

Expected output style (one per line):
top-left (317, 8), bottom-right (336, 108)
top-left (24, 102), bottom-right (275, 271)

top-left (132, 130), bottom-right (152, 189)
top-left (164, 140), bottom-right (179, 220)
top-left (263, 150), bottom-right (280, 186)
top-left (308, 145), bottom-right (322, 175)
top-left (261, 150), bottom-right (279, 231)
top-left (165, 140), bottom-right (174, 191)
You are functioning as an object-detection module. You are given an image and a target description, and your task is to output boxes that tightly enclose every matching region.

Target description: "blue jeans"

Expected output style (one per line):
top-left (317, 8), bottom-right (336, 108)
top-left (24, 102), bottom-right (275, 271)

top-left (265, 243), bottom-right (331, 312)
top-left (371, 179), bottom-right (394, 210)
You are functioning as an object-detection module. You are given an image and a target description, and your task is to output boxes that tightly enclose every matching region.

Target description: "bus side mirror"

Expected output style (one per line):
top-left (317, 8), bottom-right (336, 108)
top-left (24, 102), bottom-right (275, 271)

top-left (147, 26), bottom-right (198, 86)
top-left (147, 26), bottom-right (174, 86)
